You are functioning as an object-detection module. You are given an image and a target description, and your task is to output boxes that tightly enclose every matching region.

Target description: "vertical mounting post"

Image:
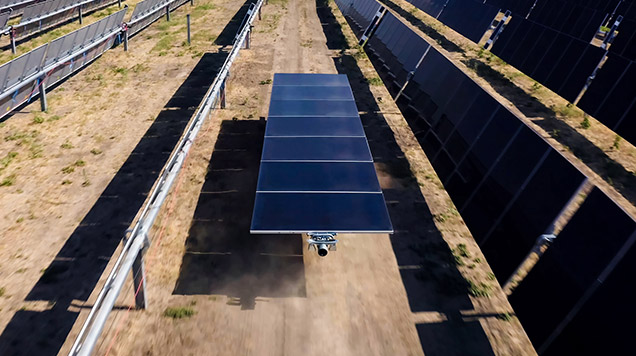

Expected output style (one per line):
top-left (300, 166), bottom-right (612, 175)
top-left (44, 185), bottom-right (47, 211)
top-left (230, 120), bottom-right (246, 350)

top-left (190, 0), bottom-right (193, 5)
top-left (258, 7), bottom-right (261, 20)
top-left (79, 6), bottom-right (83, 24)
top-left (118, 0), bottom-right (121, 7)
top-left (10, 28), bottom-right (16, 54)
top-left (166, 5), bottom-right (170, 21)
top-left (187, 14), bottom-right (191, 45)
top-left (131, 251), bottom-right (147, 309)
top-left (124, 28), bottom-right (129, 51)
top-left (39, 77), bottom-right (47, 112)
top-left (245, 26), bottom-right (251, 49)
top-left (220, 79), bottom-right (226, 109)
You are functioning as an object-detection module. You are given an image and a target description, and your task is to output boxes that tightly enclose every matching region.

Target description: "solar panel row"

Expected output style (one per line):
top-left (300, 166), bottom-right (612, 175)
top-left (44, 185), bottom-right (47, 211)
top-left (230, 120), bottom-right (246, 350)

top-left (0, 0), bottom-right (38, 18)
top-left (577, 54), bottom-right (636, 145)
top-left (15, 0), bottom-right (119, 38)
top-left (491, 16), bottom-right (605, 102)
top-left (528, 0), bottom-right (606, 42)
top-left (0, 8), bottom-right (126, 116)
top-left (365, 12), bottom-right (431, 90)
top-left (339, 0), bottom-right (589, 281)
top-left (406, 0), bottom-right (498, 43)
top-left (334, 0), bottom-right (381, 34)
top-left (334, 0), bottom-right (636, 353)
top-left (610, 18), bottom-right (636, 61)
top-left (251, 73), bottom-right (392, 234)
top-left (510, 188), bottom-right (636, 354)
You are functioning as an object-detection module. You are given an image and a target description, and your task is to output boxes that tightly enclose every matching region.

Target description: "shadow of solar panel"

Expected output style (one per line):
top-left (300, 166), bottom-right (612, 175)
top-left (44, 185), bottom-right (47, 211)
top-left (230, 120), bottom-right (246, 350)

top-left (251, 193), bottom-right (392, 232)
top-left (437, 0), bottom-right (499, 43)
top-left (509, 187), bottom-right (636, 351)
top-left (265, 116), bottom-right (365, 137)
top-left (481, 150), bottom-right (585, 282)
top-left (262, 137), bottom-right (372, 161)
top-left (543, 233), bottom-right (636, 356)
top-left (257, 162), bottom-right (381, 192)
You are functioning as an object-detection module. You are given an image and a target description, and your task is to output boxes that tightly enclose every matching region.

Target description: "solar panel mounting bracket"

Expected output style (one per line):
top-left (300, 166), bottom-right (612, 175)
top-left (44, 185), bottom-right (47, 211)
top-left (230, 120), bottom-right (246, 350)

top-left (307, 232), bottom-right (338, 257)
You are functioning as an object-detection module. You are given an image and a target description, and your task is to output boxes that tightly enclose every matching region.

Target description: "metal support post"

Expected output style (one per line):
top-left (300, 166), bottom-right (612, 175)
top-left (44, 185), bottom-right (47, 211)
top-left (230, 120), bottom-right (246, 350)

top-left (40, 78), bottom-right (47, 112)
top-left (220, 79), bottom-right (226, 109)
top-left (166, 5), bottom-right (170, 21)
top-left (10, 29), bottom-right (16, 55)
top-left (79, 6), bottom-right (83, 24)
top-left (187, 14), bottom-right (191, 45)
top-left (118, 0), bottom-right (121, 7)
top-left (258, 7), bottom-right (261, 20)
top-left (131, 251), bottom-right (147, 309)
top-left (124, 28), bottom-right (129, 51)
top-left (190, 0), bottom-right (193, 5)
top-left (245, 26), bottom-right (251, 49)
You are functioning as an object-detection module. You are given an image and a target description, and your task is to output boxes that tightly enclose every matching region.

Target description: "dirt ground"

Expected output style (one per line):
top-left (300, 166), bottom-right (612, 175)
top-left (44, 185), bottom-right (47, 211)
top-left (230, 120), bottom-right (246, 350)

top-left (0, 0), bottom-right (538, 355)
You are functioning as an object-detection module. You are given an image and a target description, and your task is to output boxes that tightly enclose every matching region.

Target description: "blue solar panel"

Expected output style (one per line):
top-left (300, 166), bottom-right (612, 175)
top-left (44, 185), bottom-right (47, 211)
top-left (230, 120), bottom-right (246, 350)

top-left (257, 162), bottom-right (382, 192)
top-left (268, 100), bottom-right (359, 117)
top-left (271, 85), bottom-right (355, 100)
top-left (261, 137), bottom-right (373, 161)
top-left (251, 73), bottom-right (392, 234)
top-left (251, 193), bottom-right (393, 233)
top-left (273, 73), bottom-right (349, 86)
top-left (265, 116), bottom-right (365, 137)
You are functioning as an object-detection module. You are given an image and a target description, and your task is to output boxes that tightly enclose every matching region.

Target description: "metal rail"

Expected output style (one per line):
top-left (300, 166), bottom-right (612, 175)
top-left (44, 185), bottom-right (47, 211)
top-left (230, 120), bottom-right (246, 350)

top-left (67, 0), bottom-right (263, 355)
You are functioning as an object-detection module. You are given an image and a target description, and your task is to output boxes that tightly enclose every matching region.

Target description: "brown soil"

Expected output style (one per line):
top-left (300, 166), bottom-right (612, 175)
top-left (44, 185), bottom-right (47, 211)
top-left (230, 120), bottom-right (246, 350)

top-left (0, 0), bottom-right (537, 355)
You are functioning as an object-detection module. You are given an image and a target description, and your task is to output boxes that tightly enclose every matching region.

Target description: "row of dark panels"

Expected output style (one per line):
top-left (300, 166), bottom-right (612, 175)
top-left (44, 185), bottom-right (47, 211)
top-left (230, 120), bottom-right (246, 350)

top-left (335, 2), bottom-right (636, 354)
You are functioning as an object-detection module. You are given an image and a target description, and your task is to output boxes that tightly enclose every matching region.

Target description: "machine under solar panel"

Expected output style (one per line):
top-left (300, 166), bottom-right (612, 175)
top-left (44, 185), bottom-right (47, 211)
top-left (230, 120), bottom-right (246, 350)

top-left (251, 73), bottom-right (393, 234)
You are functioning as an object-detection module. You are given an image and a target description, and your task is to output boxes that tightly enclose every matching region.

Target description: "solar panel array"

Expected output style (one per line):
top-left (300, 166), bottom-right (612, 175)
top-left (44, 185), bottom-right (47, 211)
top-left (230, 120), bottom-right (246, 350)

top-left (0, 0), bottom-right (38, 17)
top-left (333, 0), bottom-right (381, 34)
top-left (334, 1), bottom-right (636, 353)
top-left (406, 0), bottom-right (499, 43)
top-left (251, 73), bottom-right (393, 234)
top-left (399, 0), bottom-right (636, 144)
top-left (436, 0), bottom-right (499, 43)
top-left (509, 188), bottom-right (636, 354)
top-left (365, 11), bottom-right (431, 90)
top-left (0, 10), bottom-right (10, 28)
top-left (527, 0), bottom-right (606, 42)
top-left (491, 16), bottom-right (606, 102)
top-left (577, 54), bottom-right (636, 144)
top-left (0, 8), bottom-right (126, 116)
top-left (14, 0), bottom-right (120, 38)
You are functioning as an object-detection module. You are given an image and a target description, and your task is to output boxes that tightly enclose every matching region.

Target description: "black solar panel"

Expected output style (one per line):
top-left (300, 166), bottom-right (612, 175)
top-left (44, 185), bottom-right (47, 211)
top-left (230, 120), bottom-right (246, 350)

top-left (251, 73), bottom-right (392, 234)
